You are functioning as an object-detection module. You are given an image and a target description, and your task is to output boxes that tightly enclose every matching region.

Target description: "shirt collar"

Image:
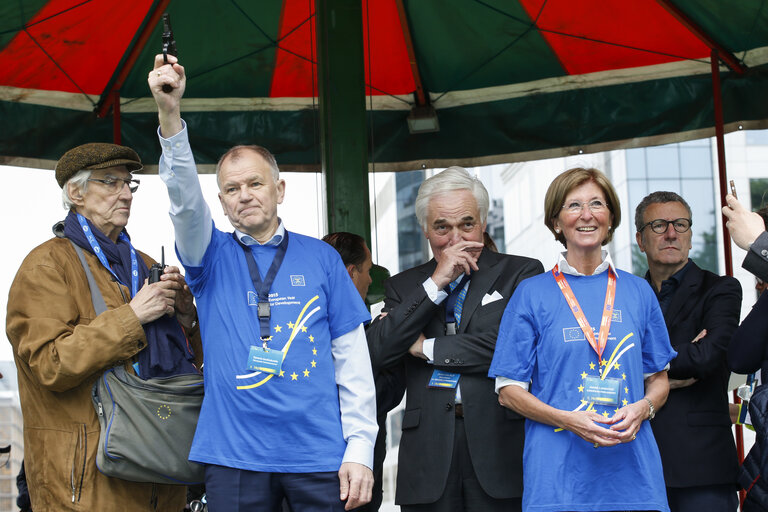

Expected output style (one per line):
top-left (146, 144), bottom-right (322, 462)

top-left (235, 221), bottom-right (285, 247)
top-left (557, 250), bottom-right (617, 277)
top-left (645, 258), bottom-right (692, 286)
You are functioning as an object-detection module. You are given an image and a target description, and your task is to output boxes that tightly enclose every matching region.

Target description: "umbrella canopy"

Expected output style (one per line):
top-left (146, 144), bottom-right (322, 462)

top-left (1, 0), bottom-right (768, 172)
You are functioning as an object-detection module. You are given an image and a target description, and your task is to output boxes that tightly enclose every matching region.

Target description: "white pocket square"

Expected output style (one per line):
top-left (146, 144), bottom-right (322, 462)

top-left (482, 290), bottom-right (503, 306)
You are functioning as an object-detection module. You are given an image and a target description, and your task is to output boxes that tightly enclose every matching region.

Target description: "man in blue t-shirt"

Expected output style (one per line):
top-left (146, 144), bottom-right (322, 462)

top-left (149, 55), bottom-right (377, 511)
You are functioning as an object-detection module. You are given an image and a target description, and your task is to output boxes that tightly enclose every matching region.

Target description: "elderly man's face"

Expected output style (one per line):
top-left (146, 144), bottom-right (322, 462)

top-left (636, 201), bottom-right (693, 272)
top-left (70, 165), bottom-right (133, 241)
top-left (424, 189), bottom-right (485, 262)
top-left (218, 149), bottom-right (285, 242)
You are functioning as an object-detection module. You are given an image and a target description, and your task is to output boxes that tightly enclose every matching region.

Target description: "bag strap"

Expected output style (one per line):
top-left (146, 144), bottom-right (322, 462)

top-left (70, 240), bottom-right (108, 315)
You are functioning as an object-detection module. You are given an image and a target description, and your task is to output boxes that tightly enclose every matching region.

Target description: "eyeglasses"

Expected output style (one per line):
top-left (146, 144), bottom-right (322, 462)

top-left (561, 199), bottom-right (608, 215)
top-left (640, 218), bottom-right (692, 234)
top-left (87, 176), bottom-right (140, 194)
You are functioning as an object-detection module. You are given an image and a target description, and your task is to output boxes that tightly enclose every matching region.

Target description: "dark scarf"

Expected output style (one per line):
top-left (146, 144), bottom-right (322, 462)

top-left (63, 211), bottom-right (197, 378)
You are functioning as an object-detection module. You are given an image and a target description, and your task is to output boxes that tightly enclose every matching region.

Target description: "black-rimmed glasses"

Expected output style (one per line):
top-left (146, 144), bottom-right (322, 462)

top-left (640, 218), bottom-right (692, 234)
top-left (87, 176), bottom-right (140, 194)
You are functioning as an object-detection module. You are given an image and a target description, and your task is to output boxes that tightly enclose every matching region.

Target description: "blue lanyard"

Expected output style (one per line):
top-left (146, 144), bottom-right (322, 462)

top-left (76, 213), bottom-right (139, 297)
top-left (233, 231), bottom-right (290, 344)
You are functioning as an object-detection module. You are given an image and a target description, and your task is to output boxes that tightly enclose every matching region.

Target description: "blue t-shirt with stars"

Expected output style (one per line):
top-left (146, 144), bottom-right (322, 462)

top-left (489, 268), bottom-right (676, 512)
top-left (183, 226), bottom-right (371, 472)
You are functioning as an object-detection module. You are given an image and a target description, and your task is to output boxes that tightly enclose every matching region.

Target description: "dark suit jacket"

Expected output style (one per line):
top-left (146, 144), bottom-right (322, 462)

top-left (728, 287), bottom-right (768, 386)
top-left (651, 261), bottom-right (742, 488)
top-left (744, 231), bottom-right (768, 282)
top-left (366, 249), bottom-right (543, 505)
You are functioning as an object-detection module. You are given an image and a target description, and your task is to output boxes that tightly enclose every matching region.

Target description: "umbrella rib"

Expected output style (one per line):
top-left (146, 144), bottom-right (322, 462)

top-left (21, 27), bottom-right (95, 107)
top-left (229, 0), bottom-right (276, 44)
top-left (432, 0), bottom-right (543, 103)
top-left (434, 0), bottom-right (712, 104)
top-left (539, 27), bottom-right (714, 63)
top-left (0, 0), bottom-right (94, 34)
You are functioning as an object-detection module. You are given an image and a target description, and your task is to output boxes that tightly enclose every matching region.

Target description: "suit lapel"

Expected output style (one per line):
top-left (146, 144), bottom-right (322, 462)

top-left (663, 261), bottom-right (703, 326)
top-left (458, 250), bottom-right (500, 333)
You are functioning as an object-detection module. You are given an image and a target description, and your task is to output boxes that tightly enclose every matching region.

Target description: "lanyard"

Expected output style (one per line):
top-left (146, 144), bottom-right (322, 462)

top-left (76, 213), bottom-right (139, 297)
top-left (552, 264), bottom-right (616, 363)
top-left (233, 231), bottom-right (290, 344)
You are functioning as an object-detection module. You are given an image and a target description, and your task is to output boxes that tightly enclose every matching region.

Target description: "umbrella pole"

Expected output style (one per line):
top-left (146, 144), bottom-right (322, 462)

top-left (712, 49), bottom-right (734, 277)
top-left (712, 48), bottom-right (745, 508)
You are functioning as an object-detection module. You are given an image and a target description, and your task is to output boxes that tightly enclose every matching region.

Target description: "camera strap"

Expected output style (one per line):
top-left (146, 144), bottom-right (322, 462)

top-left (233, 231), bottom-right (290, 345)
top-left (76, 213), bottom-right (139, 296)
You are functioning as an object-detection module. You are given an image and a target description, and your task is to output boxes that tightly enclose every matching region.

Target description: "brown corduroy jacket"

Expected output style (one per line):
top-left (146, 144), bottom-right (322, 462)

top-left (6, 229), bottom-right (202, 511)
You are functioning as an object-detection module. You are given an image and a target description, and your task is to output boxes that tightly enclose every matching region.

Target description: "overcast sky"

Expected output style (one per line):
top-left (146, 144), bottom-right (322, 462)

top-left (0, 165), bottom-right (324, 361)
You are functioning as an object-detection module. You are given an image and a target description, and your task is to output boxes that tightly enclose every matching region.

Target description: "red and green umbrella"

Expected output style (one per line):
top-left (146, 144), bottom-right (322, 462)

top-left (1, 0), bottom-right (767, 171)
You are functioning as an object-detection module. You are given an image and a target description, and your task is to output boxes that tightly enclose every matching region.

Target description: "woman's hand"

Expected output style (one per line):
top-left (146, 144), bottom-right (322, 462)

top-left (607, 400), bottom-right (648, 443)
top-left (560, 409), bottom-right (622, 447)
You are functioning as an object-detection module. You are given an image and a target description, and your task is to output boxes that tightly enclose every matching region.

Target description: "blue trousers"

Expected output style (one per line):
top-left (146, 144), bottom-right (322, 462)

top-left (205, 464), bottom-right (346, 512)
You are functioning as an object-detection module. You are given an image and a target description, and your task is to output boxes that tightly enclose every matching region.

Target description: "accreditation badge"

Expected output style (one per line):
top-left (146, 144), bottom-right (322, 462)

top-left (583, 376), bottom-right (621, 406)
top-left (428, 370), bottom-right (460, 389)
top-left (247, 345), bottom-right (284, 375)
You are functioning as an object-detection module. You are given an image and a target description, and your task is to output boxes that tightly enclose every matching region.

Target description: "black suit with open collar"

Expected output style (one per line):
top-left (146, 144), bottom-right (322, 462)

top-left (650, 260), bottom-right (742, 492)
top-left (366, 248), bottom-right (543, 507)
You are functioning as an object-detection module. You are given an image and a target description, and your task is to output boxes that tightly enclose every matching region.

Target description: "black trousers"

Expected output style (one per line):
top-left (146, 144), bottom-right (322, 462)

top-left (401, 417), bottom-right (521, 512)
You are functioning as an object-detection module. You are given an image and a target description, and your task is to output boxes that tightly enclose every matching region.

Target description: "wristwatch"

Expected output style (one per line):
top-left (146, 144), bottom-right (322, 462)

top-left (644, 397), bottom-right (656, 420)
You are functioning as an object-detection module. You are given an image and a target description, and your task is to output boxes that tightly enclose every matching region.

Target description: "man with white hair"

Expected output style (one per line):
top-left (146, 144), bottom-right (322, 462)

top-left (366, 167), bottom-right (543, 512)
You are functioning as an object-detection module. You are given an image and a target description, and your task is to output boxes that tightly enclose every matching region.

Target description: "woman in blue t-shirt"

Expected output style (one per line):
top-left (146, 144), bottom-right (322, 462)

top-left (489, 167), bottom-right (676, 512)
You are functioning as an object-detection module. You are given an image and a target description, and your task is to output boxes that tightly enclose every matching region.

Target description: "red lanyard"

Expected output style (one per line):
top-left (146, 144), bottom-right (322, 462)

top-left (552, 264), bottom-right (616, 363)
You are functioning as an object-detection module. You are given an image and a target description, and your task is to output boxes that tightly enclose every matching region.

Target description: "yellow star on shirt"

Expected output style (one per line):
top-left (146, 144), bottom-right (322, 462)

top-left (578, 385), bottom-right (584, 393)
top-left (287, 321), bottom-right (295, 329)
top-left (624, 387), bottom-right (629, 394)
top-left (303, 369), bottom-right (310, 377)
top-left (309, 335), bottom-right (315, 342)
top-left (274, 325), bottom-right (282, 333)
top-left (301, 326), bottom-right (308, 332)
top-left (291, 372), bottom-right (298, 380)
top-left (622, 373), bottom-right (626, 380)
top-left (311, 360), bottom-right (317, 368)
top-left (622, 399), bottom-right (628, 406)
top-left (600, 359), bottom-right (607, 366)
top-left (312, 348), bottom-right (317, 355)
top-left (602, 411), bottom-right (609, 418)
top-left (613, 362), bottom-right (620, 370)
top-left (581, 371), bottom-right (587, 379)
top-left (279, 370), bottom-right (285, 377)
top-left (589, 362), bottom-right (595, 370)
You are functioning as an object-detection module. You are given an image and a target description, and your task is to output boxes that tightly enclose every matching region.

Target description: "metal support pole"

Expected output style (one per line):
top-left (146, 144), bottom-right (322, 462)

top-left (712, 49), bottom-right (734, 278)
top-left (316, 0), bottom-right (371, 243)
top-left (712, 48), bottom-right (745, 508)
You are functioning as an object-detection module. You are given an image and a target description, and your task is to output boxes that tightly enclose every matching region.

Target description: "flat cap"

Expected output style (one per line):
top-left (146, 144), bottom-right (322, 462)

top-left (55, 142), bottom-right (143, 188)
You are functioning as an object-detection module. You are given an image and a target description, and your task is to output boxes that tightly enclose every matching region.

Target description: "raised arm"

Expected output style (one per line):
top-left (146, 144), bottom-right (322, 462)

top-left (148, 54), bottom-right (212, 266)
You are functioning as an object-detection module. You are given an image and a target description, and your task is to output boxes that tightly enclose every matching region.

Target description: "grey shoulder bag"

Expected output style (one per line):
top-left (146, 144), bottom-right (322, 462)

top-left (72, 241), bottom-right (206, 484)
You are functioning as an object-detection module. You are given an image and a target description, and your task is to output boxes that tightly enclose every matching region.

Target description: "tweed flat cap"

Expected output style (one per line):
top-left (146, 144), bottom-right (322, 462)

top-left (55, 142), bottom-right (143, 188)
